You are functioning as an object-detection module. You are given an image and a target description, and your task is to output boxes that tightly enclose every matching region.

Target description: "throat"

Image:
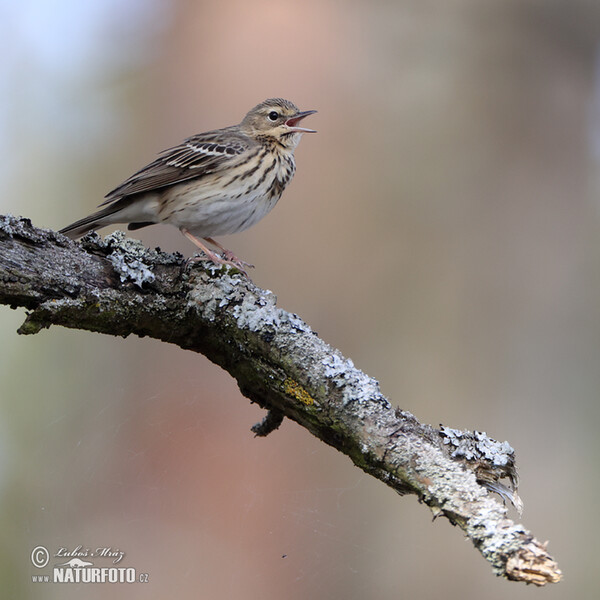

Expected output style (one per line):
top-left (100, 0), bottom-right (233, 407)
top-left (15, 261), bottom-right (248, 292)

top-left (270, 153), bottom-right (296, 197)
top-left (254, 136), bottom-right (297, 197)
top-left (257, 133), bottom-right (298, 152)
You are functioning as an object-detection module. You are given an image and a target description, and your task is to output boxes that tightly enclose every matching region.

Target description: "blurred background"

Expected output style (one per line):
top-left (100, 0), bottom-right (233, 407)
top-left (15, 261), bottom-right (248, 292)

top-left (1, 0), bottom-right (599, 597)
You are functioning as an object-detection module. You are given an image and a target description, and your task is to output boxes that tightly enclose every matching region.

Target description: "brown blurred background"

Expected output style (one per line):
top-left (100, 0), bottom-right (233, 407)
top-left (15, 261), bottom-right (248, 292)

top-left (1, 0), bottom-right (599, 598)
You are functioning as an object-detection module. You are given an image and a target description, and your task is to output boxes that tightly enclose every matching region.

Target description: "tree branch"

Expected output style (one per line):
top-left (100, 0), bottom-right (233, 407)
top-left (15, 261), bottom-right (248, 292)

top-left (0, 214), bottom-right (561, 585)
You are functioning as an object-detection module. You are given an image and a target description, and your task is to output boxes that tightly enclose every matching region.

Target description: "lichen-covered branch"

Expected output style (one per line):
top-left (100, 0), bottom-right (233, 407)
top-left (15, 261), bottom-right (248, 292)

top-left (0, 214), bottom-right (561, 585)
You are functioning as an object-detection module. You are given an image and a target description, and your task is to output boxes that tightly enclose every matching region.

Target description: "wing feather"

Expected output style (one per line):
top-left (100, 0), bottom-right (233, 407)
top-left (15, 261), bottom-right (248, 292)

top-left (99, 129), bottom-right (251, 206)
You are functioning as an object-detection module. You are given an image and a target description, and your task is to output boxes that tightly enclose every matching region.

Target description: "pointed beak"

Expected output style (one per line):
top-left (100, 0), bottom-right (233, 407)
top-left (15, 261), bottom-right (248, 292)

top-left (285, 109), bottom-right (317, 133)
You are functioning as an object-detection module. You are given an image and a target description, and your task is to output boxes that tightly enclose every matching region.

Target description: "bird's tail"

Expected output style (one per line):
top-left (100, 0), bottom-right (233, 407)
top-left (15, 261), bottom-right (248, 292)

top-left (59, 205), bottom-right (124, 239)
top-left (60, 197), bottom-right (158, 239)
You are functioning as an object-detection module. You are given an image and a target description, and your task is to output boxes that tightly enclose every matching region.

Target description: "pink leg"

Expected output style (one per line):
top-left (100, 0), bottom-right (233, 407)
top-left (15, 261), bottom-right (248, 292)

top-left (204, 237), bottom-right (254, 270)
top-left (180, 229), bottom-right (253, 276)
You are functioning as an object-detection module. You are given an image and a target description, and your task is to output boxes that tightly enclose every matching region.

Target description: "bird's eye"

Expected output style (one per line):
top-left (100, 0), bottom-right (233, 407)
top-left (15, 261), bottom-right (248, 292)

top-left (267, 111), bottom-right (280, 121)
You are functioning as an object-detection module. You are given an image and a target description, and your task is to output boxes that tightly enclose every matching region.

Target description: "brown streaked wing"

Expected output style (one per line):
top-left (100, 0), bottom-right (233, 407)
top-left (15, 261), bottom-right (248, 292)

top-left (99, 130), bottom-right (251, 205)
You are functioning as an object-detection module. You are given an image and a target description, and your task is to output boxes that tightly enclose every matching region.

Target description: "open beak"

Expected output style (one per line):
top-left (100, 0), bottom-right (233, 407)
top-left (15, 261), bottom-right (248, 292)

top-left (285, 109), bottom-right (317, 133)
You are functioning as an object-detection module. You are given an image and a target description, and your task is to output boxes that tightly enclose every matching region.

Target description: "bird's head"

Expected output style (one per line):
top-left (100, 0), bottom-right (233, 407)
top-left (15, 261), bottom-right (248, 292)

top-left (241, 98), bottom-right (316, 148)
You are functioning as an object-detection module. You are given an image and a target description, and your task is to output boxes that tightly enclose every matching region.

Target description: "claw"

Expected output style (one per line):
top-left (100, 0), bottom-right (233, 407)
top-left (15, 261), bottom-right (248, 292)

top-left (181, 229), bottom-right (252, 277)
top-left (221, 249), bottom-right (254, 271)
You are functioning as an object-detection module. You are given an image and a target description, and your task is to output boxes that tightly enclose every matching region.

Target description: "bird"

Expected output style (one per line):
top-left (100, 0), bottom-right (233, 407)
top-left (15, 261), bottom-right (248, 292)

top-left (60, 98), bottom-right (316, 274)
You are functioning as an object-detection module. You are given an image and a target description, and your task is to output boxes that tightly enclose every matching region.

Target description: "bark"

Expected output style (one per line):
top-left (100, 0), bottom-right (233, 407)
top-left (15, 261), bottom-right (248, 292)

top-left (0, 214), bottom-right (561, 585)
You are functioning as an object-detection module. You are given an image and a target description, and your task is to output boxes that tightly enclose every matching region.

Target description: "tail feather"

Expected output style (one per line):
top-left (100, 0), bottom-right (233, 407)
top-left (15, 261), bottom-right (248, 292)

top-left (60, 197), bottom-right (158, 239)
top-left (59, 206), bottom-right (124, 239)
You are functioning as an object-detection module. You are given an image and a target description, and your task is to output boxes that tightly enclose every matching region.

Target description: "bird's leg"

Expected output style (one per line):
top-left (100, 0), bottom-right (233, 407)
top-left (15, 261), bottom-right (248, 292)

top-left (181, 229), bottom-right (226, 264)
top-left (204, 237), bottom-right (255, 270)
top-left (180, 229), bottom-right (252, 275)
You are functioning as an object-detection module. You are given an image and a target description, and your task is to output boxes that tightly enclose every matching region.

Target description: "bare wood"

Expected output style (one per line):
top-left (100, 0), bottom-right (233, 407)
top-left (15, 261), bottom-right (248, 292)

top-left (0, 214), bottom-right (561, 585)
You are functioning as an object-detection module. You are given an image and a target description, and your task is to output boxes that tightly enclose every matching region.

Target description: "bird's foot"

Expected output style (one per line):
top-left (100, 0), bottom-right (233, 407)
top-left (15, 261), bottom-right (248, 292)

top-left (181, 229), bottom-right (252, 277)
top-left (221, 249), bottom-right (254, 271)
top-left (185, 250), bottom-right (251, 277)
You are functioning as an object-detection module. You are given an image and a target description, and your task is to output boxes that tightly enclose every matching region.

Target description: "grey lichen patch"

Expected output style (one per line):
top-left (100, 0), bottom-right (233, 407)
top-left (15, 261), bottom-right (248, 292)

top-left (321, 351), bottom-right (387, 407)
top-left (469, 514), bottom-right (528, 556)
top-left (108, 252), bottom-right (155, 287)
top-left (200, 260), bottom-right (232, 277)
top-left (323, 352), bottom-right (354, 381)
top-left (100, 231), bottom-right (155, 288)
top-left (231, 293), bottom-right (319, 345)
top-left (188, 274), bottom-right (247, 321)
top-left (1, 214), bottom-right (54, 244)
top-left (411, 445), bottom-right (491, 516)
top-left (189, 278), bottom-right (290, 335)
top-left (104, 230), bottom-right (153, 259)
top-left (0, 214), bottom-right (30, 237)
top-left (440, 426), bottom-right (522, 514)
top-left (243, 289), bottom-right (313, 334)
top-left (232, 290), bottom-right (281, 331)
top-left (80, 229), bottom-right (183, 266)
top-left (440, 427), bottom-right (515, 467)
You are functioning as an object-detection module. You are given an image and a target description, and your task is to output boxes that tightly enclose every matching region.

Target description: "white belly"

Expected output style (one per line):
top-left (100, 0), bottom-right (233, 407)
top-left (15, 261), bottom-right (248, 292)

top-left (157, 155), bottom-right (295, 237)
